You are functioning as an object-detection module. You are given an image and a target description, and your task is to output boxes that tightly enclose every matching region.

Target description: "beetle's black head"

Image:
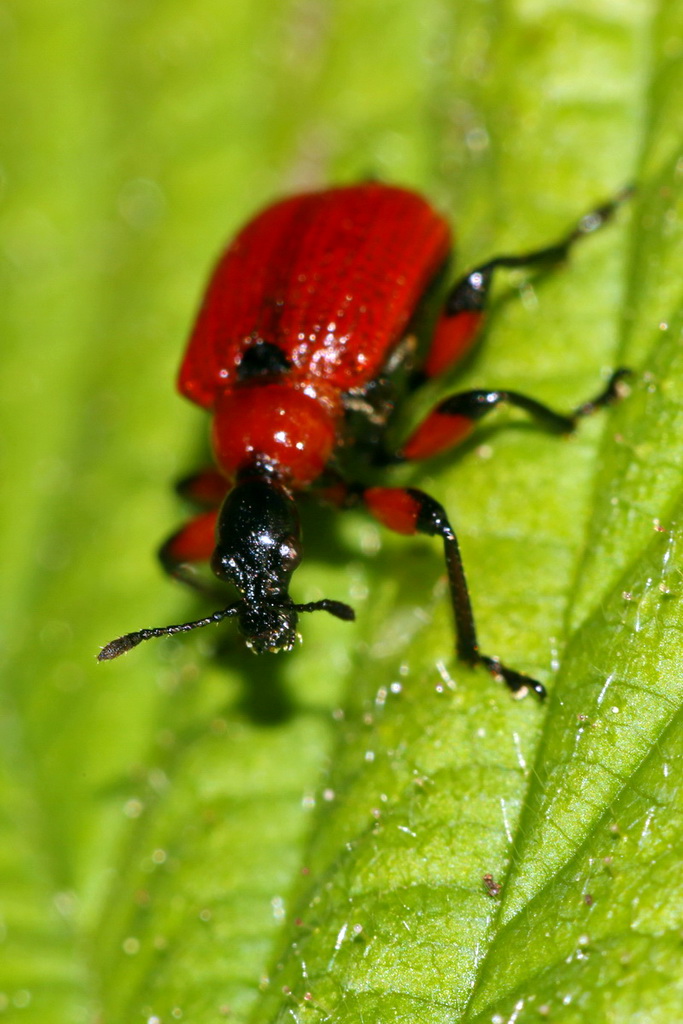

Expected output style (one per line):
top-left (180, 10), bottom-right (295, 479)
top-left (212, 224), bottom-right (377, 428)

top-left (97, 474), bottom-right (355, 661)
top-left (234, 599), bottom-right (298, 654)
top-left (211, 476), bottom-right (303, 652)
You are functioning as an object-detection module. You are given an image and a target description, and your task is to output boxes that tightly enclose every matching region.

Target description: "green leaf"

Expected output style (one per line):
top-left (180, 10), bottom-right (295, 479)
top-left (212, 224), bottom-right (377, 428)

top-left (1, 1), bottom-right (681, 1022)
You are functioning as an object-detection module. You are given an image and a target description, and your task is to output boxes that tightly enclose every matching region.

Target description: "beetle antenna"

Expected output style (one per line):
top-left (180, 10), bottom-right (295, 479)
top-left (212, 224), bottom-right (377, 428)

top-left (98, 602), bottom-right (242, 660)
top-left (293, 599), bottom-right (356, 621)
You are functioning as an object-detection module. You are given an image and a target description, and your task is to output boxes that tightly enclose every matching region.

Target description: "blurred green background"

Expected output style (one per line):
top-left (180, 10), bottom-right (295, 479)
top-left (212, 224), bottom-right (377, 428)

top-left (2, 0), bottom-right (683, 1021)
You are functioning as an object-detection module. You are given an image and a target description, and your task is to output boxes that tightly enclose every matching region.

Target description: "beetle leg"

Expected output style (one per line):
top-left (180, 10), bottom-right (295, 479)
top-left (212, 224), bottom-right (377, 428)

top-left (421, 188), bottom-right (633, 381)
top-left (361, 485), bottom-right (545, 698)
top-left (176, 468), bottom-right (230, 508)
top-left (159, 509), bottom-right (220, 591)
top-left (398, 369), bottom-right (630, 462)
top-left (158, 471), bottom-right (231, 592)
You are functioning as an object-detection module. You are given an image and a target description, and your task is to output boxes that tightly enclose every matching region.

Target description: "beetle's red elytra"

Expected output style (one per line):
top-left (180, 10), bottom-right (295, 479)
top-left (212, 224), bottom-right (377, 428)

top-left (99, 182), bottom-right (630, 698)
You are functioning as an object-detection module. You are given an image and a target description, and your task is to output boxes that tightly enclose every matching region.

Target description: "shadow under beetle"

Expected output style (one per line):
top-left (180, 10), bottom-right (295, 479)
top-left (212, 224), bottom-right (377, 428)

top-left (99, 183), bottom-right (631, 698)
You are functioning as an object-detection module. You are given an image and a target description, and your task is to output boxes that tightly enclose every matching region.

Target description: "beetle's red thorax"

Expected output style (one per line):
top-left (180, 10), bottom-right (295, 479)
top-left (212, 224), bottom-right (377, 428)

top-left (211, 380), bottom-right (341, 487)
top-left (178, 183), bottom-right (451, 410)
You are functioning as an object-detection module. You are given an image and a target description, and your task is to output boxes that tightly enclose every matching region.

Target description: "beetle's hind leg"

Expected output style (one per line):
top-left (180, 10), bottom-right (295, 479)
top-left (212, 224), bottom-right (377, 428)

top-left (416, 187), bottom-right (632, 383)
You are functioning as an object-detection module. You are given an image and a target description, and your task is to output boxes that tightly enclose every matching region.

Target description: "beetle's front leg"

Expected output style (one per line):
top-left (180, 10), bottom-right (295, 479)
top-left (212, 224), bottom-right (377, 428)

top-left (363, 485), bottom-right (546, 698)
top-left (159, 509), bottom-right (220, 591)
top-left (321, 477), bottom-right (545, 698)
top-left (158, 467), bottom-right (232, 591)
top-left (175, 467), bottom-right (230, 508)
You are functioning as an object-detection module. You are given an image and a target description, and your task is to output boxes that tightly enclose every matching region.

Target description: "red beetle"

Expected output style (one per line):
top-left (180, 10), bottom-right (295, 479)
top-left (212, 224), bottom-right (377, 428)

top-left (99, 183), bottom-right (629, 697)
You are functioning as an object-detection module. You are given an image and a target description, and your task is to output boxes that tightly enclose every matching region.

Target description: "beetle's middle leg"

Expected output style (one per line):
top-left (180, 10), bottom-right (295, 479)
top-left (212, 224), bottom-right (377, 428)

top-left (395, 369), bottom-right (629, 462)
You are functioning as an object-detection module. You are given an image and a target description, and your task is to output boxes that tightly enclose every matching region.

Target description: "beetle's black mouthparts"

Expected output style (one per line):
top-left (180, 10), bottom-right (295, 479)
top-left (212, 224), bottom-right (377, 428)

top-left (97, 597), bottom-right (355, 661)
